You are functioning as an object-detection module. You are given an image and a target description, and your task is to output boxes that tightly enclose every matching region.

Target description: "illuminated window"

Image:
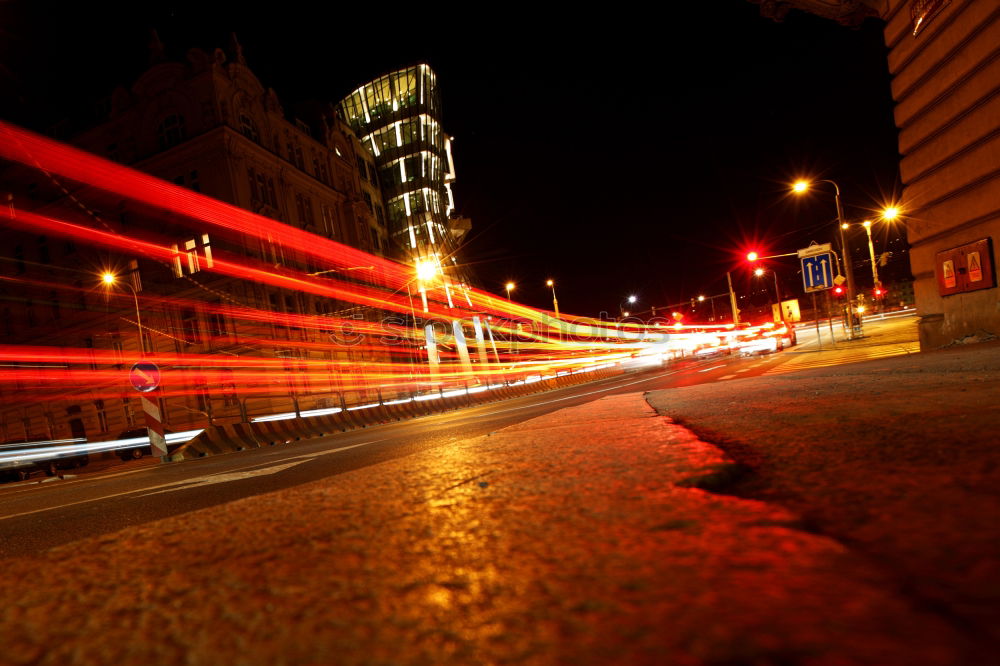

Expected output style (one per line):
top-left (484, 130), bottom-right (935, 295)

top-left (156, 113), bottom-right (186, 150)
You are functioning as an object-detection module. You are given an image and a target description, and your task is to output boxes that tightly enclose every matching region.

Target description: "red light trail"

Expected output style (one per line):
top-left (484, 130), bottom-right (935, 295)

top-left (0, 119), bottom-right (784, 459)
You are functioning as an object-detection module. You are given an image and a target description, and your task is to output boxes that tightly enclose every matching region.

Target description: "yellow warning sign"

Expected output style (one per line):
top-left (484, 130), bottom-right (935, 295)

top-left (967, 251), bottom-right (982, 282)
top-left (942, 259), bottom-right (956, 288)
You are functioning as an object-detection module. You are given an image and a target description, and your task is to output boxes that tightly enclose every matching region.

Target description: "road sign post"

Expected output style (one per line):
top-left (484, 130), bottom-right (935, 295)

top-left (130, 361), bottom-right (168, 459)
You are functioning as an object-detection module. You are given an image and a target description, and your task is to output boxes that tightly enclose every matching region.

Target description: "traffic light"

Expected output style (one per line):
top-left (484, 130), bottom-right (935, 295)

top-left (833, 286), bottom-right (845, 297)
top-left (873, 286), bottom-right (885, 298)
top-left (746, 251), bottom-right (759, 262)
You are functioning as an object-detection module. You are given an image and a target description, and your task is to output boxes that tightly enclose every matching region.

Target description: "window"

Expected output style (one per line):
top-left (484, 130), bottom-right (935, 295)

top-left (248, 168), bottom-right (277, 208)
top-left (367, 163), bottom-right (378, 185)
top-left (287, 142), bottom-right (304, 169)
top-left (321, 204), bottom-right (337, 236)
top-left (357, 155), bottom-right (368, 180)
top-left (295, 193), bottom-right (314, 226)
top-left (239, 113), bottom-right (260, 143)
top-left (156, 113), bottom-right (186, 150)
top-left (314, 157), bottom-right (330, 185)
top-left (95, 399), bottom-right (108, 432)
top-left (362, 191), bottom-right (373, 213)
top-left (182, 309), bottom-right (201, 344)
top-left (122, 398), bottom-right (136, 427)
top-left (111, 336), bottom-right (124, 369)
top-left (375, 205), bottom-right (385, 226)
top-left (84, 338), bottom-right (97, 370)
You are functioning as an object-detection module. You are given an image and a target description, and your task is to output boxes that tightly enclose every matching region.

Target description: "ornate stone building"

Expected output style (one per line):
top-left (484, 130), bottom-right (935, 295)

top-left (0, 35), bottom-right (396, 445)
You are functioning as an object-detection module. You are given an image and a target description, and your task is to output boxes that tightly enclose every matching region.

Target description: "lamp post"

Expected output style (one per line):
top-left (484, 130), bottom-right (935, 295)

top-left (754, 267), bottom-right (785, 325)
top-left (862, 220), bottom-right (881, 291)
top-left (546, 279), bottom-right (559, 319)
top-left (505, 281), bottom-right (515, 302)
top-left (102, 272), bottom-right (145, 356)
top-left (620, 295), bottom-right (637, 321)
top-left (546, 279), bottom-right (560, 342)
top-left (793, 179), bottom-right (859, 338)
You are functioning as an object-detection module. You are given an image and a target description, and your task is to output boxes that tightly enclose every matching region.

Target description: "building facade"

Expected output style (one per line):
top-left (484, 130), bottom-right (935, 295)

top-left (336, 64), bottom-right (471, 274)
top-left (756, 0), bottom-right (1000, 349)
top-left (0, 37), bottom-right (399, 445)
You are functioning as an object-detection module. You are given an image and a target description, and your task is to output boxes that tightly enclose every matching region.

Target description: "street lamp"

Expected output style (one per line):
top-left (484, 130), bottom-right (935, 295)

top-left (862, 220), bottom-right (880, 293)
top-left (545, 279), bottom-right (560, 318)
top-left (792, 179), bottom-right (859, 337)
top-left (102, 272), bottom-right (145, 356)
top-left (505, 282), bottom-right (515, 301)
top-left (753, 266), bottom-right (784, 325)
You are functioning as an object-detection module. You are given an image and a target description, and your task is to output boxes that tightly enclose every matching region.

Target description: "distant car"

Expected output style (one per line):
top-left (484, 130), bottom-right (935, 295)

top-left (116, 428), bottom-right (175, 460)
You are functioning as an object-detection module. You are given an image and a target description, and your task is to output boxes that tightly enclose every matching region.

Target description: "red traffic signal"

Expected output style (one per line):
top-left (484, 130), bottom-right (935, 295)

top-left (746, 251), bottom-right (759, 262)
top-left (873, 287), bottom-right (885, 298)
top-left (833, 286), bottom-right (845, 297)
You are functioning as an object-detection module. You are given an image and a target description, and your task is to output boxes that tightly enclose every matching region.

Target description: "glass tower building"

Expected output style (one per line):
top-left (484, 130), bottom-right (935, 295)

top-left (337, 64), bottom-right (465, 267)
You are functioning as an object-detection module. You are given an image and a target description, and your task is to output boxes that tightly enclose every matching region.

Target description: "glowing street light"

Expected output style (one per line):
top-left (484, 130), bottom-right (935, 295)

top-left (697, 295), bottom-right (705, 302)
top-left (746, 251), bottom-right (759, 262)
top-left (792, 178), bottom-right (859, 338)
top-left (505, 282), bottom-right (515, 301)
top-left (545, 279), bottom-right (560, 320)
top-left (101, 271), bottom-right (145, 356)
top-left (627, 295), bottom-right (637, 304)
top-left (882, 206), bottom-right (900, 222)
top-left (415, 259), bottom-right (438, 282)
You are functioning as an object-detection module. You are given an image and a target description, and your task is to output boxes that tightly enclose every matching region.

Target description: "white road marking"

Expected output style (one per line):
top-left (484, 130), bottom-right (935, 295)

top-left (0, 440), bottom-right (385, 522)
top-left (698, 364), bottom-right (727, 373)
top-left (718, 374), bottom-right (737, 380)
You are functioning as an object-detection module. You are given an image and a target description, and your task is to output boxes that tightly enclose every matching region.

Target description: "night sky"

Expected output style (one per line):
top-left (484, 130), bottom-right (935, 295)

top-left (0, 1), bottom-right (902, 319)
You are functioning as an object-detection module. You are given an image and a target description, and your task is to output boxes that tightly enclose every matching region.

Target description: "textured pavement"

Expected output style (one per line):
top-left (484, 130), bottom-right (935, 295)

top-left (647, 339), bottom-right (1000, 664)
top-left (3, 339), bottom-right (996, 665)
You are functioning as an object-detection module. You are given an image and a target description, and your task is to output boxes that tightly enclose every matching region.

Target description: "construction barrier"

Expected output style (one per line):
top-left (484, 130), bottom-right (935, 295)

top-left (173, 364), bottom-right (626, 460)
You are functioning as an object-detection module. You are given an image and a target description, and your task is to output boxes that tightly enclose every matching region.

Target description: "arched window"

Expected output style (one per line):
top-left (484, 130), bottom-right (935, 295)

top-left (239, 113), bottom-right (260, 143)
top-left (156, 113), bottom-right (186, 150)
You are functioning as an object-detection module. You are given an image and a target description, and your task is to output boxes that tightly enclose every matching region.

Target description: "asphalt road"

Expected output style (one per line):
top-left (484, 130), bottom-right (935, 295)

top-left (0, 314), bottom-right (916, 558)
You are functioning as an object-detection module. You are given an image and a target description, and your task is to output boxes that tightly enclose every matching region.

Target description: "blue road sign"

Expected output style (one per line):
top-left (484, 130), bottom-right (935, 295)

top-left (801, 252), bottom-right (835, 293)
